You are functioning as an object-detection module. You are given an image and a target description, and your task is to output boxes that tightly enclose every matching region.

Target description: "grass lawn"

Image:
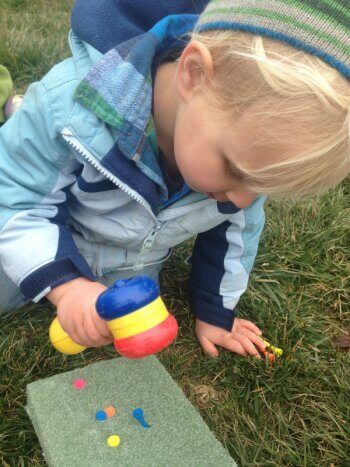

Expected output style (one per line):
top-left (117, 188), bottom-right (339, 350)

top-left (1, 1), bottom-right (349, 465)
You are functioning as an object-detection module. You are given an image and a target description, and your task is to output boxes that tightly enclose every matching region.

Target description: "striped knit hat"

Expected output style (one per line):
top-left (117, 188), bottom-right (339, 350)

top-left (195, 0), bottom-right (350, 80)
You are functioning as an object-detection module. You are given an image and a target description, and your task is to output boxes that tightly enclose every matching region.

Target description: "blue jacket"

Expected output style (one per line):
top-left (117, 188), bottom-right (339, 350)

top-left (0, 13), bottom-right (265, 331)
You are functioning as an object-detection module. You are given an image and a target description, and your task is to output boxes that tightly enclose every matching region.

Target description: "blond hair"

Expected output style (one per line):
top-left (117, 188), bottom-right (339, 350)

top-left (189, 30), bottom-right (350, 199)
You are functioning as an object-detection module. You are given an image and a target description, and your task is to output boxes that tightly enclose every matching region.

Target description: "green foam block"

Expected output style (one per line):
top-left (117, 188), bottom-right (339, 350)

top-left (26, 356), bottom-right (236, 466)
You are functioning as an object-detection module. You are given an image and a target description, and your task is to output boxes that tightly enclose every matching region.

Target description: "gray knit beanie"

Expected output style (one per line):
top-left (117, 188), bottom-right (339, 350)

top-left (196, 0), bottom-right (350, 80)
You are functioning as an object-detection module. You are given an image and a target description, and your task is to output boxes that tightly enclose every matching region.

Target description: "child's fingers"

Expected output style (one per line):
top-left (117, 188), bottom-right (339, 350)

top-left (236, 319), bottom-right (262, 335)
top-left (92, 311), bottom-right (113, 340)
top-left (69, 329), bottom-right (88, 347)
top-left (80, 313), bottom-right (112, 347)
top-left (59, 313), bottom-right (90, 347)
top-left (197, 335), bottom-right (219, 358)
top-left (239, 328), bottom-right (266, 353)
top-left (219, 337), bottom-right (248, 357)
top-left (231, 332), bottom-right (261, 358)
top-left (67, 319), bottom-right (87, 347)
top-left (83, 313), bottom-right (102, 343)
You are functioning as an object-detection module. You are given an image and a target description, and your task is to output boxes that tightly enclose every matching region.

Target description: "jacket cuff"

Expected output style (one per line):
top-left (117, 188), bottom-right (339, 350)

top-left (19, 256), bottom-right (96, 302)
top-left (189, 288), bottom-right (235, 331)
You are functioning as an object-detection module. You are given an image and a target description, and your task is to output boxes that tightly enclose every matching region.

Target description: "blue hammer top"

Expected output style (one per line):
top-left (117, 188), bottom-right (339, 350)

top-left (96, 275), bottom-right (159, 321)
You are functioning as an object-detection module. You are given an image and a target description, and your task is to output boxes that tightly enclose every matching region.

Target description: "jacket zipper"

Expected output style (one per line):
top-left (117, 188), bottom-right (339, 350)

top-left (61, 127), bottom-right (157, 222)
top-left (61, 127), bottom-right (167, 271)
top-left (132, 221), bottom-right (165, 270)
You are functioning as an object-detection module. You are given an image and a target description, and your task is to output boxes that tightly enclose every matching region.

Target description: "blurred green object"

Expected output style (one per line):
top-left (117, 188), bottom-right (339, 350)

top-left (0, 65), bottom-right (13, 123)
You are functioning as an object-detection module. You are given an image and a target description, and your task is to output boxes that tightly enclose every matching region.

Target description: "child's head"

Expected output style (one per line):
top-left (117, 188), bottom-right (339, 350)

top-left (172, 1), bottom-right (350, 203)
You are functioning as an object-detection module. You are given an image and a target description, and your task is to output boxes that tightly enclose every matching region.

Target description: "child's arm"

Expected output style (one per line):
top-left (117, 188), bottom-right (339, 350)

top-left (189, 197), bottom-right (266, 353)
top-left (0, 73), bottom-right (95, 304)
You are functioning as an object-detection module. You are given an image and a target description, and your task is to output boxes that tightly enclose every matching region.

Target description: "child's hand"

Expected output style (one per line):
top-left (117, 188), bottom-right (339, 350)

top-left (47, 277), bottom-right (113, 348)
top-left (195, 317), bottom-right (266, 358)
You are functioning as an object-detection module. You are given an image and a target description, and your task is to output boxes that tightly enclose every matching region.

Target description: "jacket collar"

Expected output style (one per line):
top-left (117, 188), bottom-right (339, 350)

top-left (74, 14), bottom-right (197, 134)
top-left (73, 14), bottom-right (197, 212)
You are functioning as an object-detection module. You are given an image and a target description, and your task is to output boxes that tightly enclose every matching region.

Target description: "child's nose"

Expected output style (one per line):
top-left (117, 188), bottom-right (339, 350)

top-left (226, 191), bottom-right (256, 209)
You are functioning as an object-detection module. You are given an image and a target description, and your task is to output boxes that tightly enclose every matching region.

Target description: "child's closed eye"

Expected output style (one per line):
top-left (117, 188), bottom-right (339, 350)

top-left (226, 160), bottom-right (247, 181)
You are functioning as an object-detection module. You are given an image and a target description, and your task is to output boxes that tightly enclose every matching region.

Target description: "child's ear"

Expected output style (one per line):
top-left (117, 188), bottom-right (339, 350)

top-left (176, 40), bottom-right (214, 101)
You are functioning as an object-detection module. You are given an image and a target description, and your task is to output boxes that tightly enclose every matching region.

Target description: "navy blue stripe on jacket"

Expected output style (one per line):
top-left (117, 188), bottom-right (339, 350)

top-left (189, 221), bottom-right (236, 331)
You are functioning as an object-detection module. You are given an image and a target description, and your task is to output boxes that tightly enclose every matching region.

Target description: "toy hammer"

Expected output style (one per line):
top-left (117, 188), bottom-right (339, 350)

top-left (49, 276), bottom-right (178, 358)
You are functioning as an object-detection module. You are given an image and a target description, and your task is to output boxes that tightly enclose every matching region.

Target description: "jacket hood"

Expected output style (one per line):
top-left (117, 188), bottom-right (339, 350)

top-left (71, 0), bottom-right (209, 53)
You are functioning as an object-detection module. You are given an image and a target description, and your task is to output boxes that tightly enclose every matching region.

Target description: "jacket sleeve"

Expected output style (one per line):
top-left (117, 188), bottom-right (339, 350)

top-left (0, 80), bottom-right (95, 303)
top-left (189, 196), bottom-right (266, 331)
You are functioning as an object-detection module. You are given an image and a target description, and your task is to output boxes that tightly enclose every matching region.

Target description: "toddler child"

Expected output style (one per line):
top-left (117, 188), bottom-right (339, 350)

top-left (0, 1), bottom-right (349, 358)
